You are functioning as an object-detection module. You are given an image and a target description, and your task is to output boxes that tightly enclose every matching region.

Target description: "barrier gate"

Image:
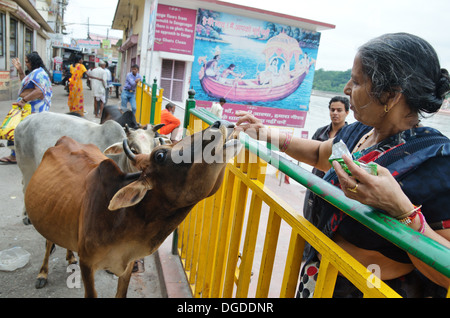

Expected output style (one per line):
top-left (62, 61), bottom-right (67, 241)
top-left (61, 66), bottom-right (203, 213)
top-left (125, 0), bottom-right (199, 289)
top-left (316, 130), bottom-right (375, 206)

top-left (139, 89), bottom-right (450, 298)
top-left (178, 110), bottom-right (449, 298)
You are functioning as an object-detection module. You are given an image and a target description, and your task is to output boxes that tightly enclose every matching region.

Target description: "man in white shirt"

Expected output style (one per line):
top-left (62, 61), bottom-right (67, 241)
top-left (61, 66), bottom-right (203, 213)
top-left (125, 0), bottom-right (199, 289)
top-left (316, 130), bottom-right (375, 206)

top-left (104, 61), bottom-right (113, 105)
top-left (210, 97), bottom-right (226, 118)
top-left (88, 60), bottom-right (108, 118)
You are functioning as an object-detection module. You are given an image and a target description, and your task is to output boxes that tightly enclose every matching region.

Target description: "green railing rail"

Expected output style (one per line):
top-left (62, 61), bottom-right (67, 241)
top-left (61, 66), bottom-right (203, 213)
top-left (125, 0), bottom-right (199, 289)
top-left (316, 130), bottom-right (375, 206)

top-left (186, 106), bottom-right (450, 279)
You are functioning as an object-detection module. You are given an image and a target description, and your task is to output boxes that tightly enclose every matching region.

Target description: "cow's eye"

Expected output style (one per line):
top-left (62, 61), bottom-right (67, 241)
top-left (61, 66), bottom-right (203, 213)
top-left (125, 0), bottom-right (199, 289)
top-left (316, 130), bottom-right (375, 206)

top-left (154, 150), bottom-right (166, 163)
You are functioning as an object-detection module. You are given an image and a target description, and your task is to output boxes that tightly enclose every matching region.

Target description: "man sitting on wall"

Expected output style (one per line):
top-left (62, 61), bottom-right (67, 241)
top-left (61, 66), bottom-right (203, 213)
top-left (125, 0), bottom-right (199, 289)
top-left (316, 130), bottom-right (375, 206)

top-left (160, 102), bottom-right (181, 142)
top-left (121, 64), bottom-right (142, 115)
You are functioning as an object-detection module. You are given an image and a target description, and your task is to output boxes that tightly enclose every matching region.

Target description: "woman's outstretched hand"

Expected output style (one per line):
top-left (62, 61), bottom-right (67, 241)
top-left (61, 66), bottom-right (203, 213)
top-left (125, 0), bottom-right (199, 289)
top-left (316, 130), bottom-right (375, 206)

top-left (234, 111), bottom-right (271, 141)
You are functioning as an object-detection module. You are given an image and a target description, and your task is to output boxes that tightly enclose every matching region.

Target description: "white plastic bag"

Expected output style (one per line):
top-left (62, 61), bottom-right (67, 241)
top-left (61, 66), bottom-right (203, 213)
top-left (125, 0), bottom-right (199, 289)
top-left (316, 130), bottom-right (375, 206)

top-left (0, 247), bottom-right (31, 271)
top-left (329, 140), bottom-right (378, 176)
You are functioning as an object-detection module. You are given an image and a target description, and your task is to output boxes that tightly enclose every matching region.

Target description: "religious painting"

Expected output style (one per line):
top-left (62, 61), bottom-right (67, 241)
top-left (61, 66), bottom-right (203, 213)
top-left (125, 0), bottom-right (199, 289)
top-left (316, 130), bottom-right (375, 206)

top-left (191, 9), bottom-right (321, 127)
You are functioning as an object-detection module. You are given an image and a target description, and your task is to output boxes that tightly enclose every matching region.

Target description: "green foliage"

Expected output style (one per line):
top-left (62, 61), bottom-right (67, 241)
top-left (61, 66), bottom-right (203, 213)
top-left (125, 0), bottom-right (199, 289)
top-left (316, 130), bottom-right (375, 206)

top-left (312, 69), bottom-right (351, 93)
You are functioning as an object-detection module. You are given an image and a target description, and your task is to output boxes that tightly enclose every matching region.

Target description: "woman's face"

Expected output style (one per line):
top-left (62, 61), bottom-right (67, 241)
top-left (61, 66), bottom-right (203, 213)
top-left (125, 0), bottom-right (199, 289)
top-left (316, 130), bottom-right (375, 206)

top-left (25, 58), bottom-right (31, 71)
top-left (344, 54), bottom-right (385, 126)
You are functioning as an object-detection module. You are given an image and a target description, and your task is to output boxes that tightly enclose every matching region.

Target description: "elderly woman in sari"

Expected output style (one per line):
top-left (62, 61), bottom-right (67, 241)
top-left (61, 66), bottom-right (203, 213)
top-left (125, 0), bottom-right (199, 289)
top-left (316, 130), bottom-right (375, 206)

top-left (235, 33), bottom-right (450, 297)
top-left (0, 52), bottom-right (52, 164)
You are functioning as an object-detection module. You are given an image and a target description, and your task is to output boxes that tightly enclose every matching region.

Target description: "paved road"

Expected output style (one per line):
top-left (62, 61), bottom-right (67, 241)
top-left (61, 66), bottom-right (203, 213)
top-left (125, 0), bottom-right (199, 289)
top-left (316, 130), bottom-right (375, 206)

top-left (0, 81), bottom-right (164, 298)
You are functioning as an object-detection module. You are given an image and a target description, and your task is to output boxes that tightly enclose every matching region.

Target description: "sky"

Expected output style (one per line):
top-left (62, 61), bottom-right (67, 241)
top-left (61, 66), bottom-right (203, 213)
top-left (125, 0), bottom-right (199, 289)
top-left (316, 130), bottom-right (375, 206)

top-left (64, 0), bottom-right (450, 71)
top-left (64, 0), bottom-right (122, 39)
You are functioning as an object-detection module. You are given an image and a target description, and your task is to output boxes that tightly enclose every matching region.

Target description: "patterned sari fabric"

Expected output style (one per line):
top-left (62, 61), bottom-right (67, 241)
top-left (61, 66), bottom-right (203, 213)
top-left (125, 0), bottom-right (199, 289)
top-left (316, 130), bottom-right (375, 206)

top-left (68, 63), bottom-right (87, 114)
top-left (18, 67), bottom-right (52, 113)
top-left (299, 122), bottom-right (450, 298)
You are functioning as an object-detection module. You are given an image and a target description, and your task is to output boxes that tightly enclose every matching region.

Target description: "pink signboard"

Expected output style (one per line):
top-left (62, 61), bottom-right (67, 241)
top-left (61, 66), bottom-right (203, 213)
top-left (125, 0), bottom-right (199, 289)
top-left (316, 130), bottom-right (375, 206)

top-left (195, 101), bottom-right (307, 127)
top-left (154, 5), bottom-right (197, 55)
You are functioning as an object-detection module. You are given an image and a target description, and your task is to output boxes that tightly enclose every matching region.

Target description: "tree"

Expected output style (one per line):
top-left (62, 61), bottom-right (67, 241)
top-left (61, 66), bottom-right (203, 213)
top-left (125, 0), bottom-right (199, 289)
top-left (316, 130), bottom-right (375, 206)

top-left (312, 69), bottom-right (351, 93)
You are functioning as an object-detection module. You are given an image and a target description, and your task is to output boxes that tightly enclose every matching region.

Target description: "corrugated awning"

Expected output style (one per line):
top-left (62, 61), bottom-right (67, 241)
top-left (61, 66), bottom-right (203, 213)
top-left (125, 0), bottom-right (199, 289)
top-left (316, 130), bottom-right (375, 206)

top-left (119, 34), bottom-right (138, 52)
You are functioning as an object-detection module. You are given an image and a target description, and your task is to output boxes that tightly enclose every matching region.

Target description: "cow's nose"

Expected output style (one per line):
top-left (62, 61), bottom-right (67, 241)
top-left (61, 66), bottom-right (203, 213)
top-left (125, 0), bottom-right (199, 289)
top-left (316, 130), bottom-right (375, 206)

top-left (212, 121), bottom-right (221, 129)
top-left (212, 120), bottom-right (235, 129)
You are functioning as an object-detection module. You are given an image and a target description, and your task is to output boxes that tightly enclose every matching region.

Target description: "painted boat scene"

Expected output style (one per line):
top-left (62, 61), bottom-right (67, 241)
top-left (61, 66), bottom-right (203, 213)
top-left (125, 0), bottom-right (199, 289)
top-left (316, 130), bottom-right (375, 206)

top-left (192, 9), bottom-right (321, 124)
top-left (198, 32), bottom-right (313, 103)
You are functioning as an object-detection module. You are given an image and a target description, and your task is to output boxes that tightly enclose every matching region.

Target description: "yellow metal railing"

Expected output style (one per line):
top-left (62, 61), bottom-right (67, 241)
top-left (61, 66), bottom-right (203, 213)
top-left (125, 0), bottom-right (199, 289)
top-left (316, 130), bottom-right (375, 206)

top-left (135, 78), bottom-right (163, 126)
top-left (176, 112), bottom-right (403, 298)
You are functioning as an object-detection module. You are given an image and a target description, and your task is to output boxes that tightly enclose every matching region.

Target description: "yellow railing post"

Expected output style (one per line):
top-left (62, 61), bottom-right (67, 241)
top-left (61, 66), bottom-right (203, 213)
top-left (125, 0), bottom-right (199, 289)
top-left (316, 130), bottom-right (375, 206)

top-left (135, 81), bottom-right (143, 121)
top-left (256, 208), bottom-right (281, 298)
top-left (135, 79), bottom-right (164, 126)
top-left (210, 170), bottom-right (237, 297)
top-left (153, 88), bottom-right (164, 125)
top-left (280, 231), bottom-right (305, 297)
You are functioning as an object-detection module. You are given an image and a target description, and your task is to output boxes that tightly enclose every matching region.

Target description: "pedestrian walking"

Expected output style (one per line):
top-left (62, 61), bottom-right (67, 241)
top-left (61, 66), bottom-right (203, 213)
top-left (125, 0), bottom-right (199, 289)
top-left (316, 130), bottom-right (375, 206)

top-left (88, 61), bottom-right (108, 118)
top-left (67, 54), bottom-right (87, 116)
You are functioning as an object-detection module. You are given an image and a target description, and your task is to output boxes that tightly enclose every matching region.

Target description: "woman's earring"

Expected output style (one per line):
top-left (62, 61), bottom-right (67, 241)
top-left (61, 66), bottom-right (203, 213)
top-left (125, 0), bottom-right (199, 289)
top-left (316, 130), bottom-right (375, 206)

top-left (384, 105), bottom-right (389, 113)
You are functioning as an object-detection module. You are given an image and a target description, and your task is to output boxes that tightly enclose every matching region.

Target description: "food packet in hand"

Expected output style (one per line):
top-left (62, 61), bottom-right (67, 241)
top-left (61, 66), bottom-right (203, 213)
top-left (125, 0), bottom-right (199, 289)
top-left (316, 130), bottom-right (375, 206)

top-left (329, 140), bottom-right (378, 176)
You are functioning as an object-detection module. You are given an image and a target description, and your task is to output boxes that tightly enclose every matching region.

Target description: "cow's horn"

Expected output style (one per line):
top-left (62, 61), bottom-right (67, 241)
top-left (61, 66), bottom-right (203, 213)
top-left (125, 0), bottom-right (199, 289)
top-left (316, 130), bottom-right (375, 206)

top-left (123, 139), bottom-right (136, 162)
top-left (152, 123), bottom-right (165, 132)
top-left (159, 137), bottom-right (166, 145)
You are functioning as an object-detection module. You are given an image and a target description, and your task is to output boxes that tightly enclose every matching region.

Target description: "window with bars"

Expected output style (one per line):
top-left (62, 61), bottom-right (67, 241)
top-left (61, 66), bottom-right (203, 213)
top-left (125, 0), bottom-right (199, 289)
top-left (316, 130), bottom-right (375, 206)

top-left (160, 59), bottom-right (185, 102)
top-left (25, 28), bottom-right (33, 55)
top-left (10, 18), bottom-right (17, 58)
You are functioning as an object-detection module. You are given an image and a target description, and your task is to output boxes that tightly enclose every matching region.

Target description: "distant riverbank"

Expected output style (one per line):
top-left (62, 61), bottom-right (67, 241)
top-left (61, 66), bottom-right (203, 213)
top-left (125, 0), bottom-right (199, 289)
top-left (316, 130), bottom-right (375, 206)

top-left (311, 89), bottom-right (346, 98)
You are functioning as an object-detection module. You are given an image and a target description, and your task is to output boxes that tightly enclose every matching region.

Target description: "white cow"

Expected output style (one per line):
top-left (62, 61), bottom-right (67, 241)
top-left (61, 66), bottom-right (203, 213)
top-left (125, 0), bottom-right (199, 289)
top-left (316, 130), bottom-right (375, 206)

top-left (14, 111), bottom-right (166, 224)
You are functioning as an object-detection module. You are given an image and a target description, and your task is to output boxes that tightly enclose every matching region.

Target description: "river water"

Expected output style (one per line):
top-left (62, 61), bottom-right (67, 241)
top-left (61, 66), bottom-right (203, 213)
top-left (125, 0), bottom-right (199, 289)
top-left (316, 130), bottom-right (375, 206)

top-left (303, 94), bottom-right (450, 139)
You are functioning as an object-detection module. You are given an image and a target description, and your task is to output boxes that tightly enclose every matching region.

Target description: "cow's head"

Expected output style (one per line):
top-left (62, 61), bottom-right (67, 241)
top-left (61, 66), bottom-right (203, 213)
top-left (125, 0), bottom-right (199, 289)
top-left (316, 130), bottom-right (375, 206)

top-left (103, 124), bottom-right (170, 161)
top-left (108, 120), bottom-right (242, 211)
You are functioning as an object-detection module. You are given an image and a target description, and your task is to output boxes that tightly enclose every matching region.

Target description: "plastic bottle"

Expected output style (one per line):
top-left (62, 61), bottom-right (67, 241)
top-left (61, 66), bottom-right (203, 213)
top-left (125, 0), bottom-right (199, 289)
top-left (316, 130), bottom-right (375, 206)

top-left (0, 246), bottom-right (31, 271)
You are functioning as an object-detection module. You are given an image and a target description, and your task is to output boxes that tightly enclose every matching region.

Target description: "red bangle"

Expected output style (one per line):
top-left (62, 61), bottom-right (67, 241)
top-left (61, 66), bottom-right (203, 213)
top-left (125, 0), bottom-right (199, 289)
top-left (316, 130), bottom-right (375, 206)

top-left (417, 211), bottom-right (426, 234)
top-left (397, 205), bottom-right (426, 233)
top-left (280, 133), bottom-right (292, 152)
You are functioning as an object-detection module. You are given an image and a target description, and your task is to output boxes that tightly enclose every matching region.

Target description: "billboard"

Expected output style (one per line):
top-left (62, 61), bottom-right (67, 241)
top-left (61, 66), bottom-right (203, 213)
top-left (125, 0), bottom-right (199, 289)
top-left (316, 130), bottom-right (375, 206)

top-left (191, 9), bottom-right (321, 127)
top-left (154, 4), bottom-right (197, 55)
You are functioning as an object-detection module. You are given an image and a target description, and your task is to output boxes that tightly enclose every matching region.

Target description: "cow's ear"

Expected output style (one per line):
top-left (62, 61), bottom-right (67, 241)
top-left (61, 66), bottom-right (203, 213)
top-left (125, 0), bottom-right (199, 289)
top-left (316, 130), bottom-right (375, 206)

top-left (103, 142), bottom-right (123, 155)
top-left (108, 180), bottom-right (153, 211)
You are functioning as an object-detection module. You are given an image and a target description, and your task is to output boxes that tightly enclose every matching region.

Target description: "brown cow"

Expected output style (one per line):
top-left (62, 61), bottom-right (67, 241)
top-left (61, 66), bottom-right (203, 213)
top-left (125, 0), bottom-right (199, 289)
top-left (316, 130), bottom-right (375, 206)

top-left (25, 120), bottom-right (241, 297)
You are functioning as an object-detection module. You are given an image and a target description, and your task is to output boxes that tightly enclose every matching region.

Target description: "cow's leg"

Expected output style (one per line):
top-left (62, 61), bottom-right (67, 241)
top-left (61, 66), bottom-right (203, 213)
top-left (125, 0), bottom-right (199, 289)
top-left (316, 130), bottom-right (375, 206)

top-left (79, 259), bottom-right (97, 298)
top-left (35, 240), bottom-right (53, 289)
top-left (115, 261), bottom-right (134, 298)
top-left (21, 179), bottom-right (32, 225)
top-left (66, 250), bottom-right (77, 265)
top-left (22, 208), bottom-right (31, 225)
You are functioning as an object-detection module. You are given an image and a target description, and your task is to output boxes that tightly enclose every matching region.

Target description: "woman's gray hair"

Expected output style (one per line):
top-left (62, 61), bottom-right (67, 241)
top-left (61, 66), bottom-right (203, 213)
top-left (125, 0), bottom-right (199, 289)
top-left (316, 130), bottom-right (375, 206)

top-left (358, 33), bottom-right (450, 115)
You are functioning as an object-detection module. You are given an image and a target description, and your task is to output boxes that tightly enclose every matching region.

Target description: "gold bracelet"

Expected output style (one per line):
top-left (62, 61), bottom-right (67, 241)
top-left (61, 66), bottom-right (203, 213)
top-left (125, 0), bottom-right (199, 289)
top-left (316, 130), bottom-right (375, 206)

top-left (397, 205), bottom-right (422, 224)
